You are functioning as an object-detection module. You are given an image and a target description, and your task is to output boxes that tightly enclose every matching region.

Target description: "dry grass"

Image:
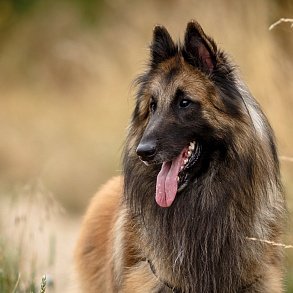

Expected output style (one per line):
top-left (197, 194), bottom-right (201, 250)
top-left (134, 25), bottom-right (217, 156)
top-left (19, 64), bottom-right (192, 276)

top-left (0, 0), bottom-right (292, 291)
top-left (0, 182), bottom-right (79, 292)
top-left (269, 18), bottom-right (293, 30)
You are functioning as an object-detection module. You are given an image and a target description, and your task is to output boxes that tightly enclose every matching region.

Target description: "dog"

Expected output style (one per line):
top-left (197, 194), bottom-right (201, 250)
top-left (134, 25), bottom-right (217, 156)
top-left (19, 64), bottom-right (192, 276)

top-left (74, 21), bottom-right (286, 292)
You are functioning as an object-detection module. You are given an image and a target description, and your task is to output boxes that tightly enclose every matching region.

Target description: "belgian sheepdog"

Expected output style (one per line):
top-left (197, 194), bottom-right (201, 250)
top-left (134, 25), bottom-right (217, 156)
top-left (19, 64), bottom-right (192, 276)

top-left (75, 21), bottom-right (286, 292)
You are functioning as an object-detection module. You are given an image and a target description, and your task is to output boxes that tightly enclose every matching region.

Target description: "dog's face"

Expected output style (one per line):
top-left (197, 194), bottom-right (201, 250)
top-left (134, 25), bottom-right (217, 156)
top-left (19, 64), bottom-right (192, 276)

top-left (137, 57), bottom-right (216, 163)
top-left (134, 22), bottom-right (246, 207)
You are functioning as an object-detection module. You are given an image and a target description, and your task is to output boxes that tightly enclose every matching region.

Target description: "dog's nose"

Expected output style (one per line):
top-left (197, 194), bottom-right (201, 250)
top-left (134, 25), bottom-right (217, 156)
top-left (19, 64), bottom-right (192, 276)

top-left (136, 142), bottom-right (157, 161)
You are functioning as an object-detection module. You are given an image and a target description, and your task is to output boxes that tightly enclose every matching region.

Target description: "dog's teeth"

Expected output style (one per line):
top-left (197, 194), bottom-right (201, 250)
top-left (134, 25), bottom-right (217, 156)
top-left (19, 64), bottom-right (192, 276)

top-left (187, 150), bottom-right (192, 157)
top-left (189, 142), bottom-right (195, 150)
top-left (180, 166), bottom-right (184, 171)
top-left (184, 159), bottom-right (188, 165)
top-left (177, 176), bottom-right (180, 182)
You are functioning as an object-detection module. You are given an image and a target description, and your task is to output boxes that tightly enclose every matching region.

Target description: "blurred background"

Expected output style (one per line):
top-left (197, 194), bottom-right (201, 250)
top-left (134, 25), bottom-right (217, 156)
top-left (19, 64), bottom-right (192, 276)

top-left (0, 0), bottom-right (292, 292)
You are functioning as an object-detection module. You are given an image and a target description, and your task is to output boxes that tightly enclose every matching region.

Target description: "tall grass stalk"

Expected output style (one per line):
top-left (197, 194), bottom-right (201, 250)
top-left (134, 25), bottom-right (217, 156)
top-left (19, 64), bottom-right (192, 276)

top-left (39, 275), bottom-right (46, 293)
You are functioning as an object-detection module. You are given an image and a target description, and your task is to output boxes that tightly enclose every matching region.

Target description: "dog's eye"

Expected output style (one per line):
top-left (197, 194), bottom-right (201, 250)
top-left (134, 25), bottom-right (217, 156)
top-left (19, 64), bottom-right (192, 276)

top-left (179, 99), bottom-right (191, 108)
top-left (150, 99), bottom-right (157, 113)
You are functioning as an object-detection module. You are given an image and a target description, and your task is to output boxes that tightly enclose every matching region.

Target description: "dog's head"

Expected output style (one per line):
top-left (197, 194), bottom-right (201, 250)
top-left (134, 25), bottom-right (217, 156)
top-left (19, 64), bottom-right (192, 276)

top-left (132, 21), bottom-right (252, 207)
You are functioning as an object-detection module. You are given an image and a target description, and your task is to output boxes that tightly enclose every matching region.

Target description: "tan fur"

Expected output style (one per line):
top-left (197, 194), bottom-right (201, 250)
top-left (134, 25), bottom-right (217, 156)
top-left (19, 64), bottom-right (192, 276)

top-left (74, 176), bottom-right (122, 292)
top-left (263, 265), bottom-right (283, 293)
top-left (122, 262), bottom-right (162, 292)
top-left (74, 176), bottom-right (162, 292)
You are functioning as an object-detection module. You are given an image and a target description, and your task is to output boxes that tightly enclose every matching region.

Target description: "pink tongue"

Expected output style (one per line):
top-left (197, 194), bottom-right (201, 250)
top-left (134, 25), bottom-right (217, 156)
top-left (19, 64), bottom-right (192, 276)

top-left (155, 148), bottom-right (187, 207)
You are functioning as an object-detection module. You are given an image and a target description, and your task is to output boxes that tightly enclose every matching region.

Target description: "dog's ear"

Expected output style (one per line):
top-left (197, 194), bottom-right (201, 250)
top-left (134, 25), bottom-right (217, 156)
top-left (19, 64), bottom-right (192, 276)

top-left (183, 21), bottom-right (217, 73)
top-left (150, 25), bottom-right (177, 66)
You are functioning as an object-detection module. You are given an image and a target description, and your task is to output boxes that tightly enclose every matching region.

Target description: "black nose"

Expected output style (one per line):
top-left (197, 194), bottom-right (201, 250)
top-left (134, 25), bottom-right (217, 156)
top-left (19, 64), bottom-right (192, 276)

top-left (136, 142), bottom-right (157, 161)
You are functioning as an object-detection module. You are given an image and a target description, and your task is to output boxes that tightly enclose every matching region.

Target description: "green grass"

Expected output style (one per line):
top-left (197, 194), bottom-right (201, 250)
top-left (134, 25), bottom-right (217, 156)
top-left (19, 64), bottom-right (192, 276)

top-left (0, 241), bottom-right (20, 292)
top-left (0, 239), bottom-right (42, 293)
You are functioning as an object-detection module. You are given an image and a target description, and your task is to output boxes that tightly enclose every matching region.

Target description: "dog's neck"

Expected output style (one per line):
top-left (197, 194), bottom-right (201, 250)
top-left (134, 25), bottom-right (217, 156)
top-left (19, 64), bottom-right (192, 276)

top-left (124, 145), bottom-right (279, 292)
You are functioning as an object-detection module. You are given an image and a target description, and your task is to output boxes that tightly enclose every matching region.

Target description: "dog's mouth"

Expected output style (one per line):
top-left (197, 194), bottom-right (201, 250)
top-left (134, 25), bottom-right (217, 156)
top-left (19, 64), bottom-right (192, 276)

top-left (155, 141), bottom-right (201, 208)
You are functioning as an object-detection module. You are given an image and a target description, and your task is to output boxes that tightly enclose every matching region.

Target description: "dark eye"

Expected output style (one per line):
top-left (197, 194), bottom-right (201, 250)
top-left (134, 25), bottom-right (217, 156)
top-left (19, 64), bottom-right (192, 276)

top-left (150, 98), bottom-right (157, 113)
top-left (179, 99), bottom-right (191, 108)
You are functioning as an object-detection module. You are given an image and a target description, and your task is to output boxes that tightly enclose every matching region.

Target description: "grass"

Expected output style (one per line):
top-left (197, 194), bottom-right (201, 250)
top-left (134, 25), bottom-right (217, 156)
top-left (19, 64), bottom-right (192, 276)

top-left (39, 275), bottom-right (47, 293)
top-left (0, 240), bottom-right (40, 292)
top-left (0, 182), bottom-right (61, 292)
top-left (0, 241), bottom-right (20, 292)
top-left (0, 0), bottom-right (292, 292)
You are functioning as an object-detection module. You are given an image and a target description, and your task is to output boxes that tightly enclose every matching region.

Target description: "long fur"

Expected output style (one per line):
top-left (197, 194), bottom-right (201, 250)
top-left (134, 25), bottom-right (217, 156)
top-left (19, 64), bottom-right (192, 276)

top-left (75, 21), bottom-right (286, 293)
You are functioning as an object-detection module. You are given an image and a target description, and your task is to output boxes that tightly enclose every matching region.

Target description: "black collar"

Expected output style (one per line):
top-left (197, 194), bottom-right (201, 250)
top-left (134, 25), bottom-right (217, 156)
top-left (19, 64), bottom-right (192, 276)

top-left (147, 259), bottom-right (181, 293)
top-left (146, 259), bottom-right (260, 293)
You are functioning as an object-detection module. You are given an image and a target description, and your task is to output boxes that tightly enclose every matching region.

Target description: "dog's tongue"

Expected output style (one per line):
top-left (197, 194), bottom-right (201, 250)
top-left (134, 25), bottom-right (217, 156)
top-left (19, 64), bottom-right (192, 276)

top-left (156, 148), bottom-right (186, 207)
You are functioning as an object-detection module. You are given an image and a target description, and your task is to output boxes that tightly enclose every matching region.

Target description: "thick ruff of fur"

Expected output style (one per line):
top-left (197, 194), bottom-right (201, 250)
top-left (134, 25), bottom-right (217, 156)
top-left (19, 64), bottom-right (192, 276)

top-left (75, 21), bottom-right (286, 293)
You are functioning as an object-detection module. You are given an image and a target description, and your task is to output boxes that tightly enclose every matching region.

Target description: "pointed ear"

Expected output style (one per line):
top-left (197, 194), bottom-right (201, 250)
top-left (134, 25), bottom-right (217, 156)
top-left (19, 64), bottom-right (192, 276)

top-left (183, 21), bottom-right (217, 73)
top-left (150, 25), bottom-right (177, 66)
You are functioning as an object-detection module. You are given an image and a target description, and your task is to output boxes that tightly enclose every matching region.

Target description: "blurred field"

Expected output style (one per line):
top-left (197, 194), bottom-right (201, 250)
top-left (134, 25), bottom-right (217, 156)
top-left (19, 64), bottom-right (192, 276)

top-left (0, 0), bottom-right (292, 292)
